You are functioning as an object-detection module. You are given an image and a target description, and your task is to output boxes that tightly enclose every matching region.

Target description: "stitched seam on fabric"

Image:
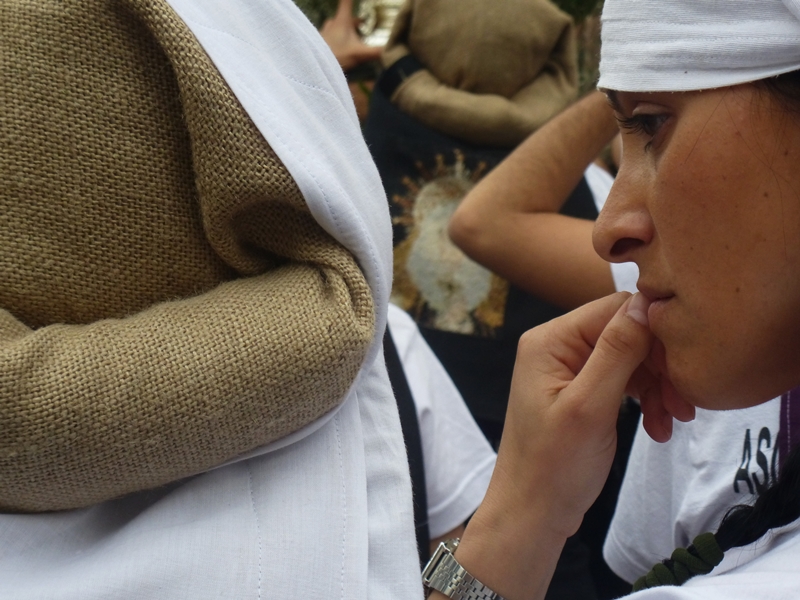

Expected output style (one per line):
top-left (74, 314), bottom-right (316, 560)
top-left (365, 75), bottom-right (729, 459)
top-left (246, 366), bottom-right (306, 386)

top-left (284, 74), bottom-right (340, 100)
top-left (335, 411), bottom-right (347, 600)
top-left (179, 19), bottom-right (339, 100)
top-left (247, 465), bottom-right (264, 600)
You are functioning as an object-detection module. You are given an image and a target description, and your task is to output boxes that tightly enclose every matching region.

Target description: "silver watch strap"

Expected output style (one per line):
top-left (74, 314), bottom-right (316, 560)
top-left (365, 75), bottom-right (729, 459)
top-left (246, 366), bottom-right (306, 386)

top-left (422, 539), bottom-right (505, 600)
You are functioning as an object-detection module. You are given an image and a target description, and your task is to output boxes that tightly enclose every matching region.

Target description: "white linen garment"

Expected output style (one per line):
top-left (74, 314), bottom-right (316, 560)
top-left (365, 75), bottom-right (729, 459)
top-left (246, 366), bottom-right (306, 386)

top-left (0, 0), bottom-right (422, 598)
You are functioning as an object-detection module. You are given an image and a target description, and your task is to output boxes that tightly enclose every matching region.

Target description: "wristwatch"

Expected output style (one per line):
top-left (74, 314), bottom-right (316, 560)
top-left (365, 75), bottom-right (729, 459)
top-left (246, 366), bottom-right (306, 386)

top-left (421, 538), bottom-right (506, 600)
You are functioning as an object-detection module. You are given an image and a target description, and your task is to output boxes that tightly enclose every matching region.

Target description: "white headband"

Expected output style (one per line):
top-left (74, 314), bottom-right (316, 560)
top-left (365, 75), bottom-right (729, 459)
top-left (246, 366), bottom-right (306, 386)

top-left (598, 0), bottom-right (800, 92)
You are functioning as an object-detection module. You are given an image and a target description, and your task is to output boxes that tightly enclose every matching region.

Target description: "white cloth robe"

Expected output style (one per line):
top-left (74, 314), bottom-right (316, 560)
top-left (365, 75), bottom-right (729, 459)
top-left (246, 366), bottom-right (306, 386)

top-left (0, 0), bottom-right (422, 598)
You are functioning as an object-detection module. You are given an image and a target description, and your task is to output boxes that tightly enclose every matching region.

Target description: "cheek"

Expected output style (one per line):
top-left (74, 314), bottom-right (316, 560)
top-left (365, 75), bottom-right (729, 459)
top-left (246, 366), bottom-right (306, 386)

top-left (651, 150), bottom-right (800, 407)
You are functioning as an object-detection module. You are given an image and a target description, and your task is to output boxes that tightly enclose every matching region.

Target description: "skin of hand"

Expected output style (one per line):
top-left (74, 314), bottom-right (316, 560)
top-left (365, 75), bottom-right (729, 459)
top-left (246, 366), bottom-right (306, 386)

top-left (429, 292), bottom-right (675, 600)
top-left (448, 91), bottom-right (619, 311)
top-left (320, 0), bottom-right (382, 71)
top-left (430, 523), bottom-right (467, 557)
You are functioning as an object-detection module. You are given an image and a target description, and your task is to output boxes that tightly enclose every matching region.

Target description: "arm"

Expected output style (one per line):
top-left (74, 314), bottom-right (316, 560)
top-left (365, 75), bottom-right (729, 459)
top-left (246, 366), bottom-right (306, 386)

top-left (320, 0), bottom-right (381, 71)
top-left (388, 65), bottom-right (577, 148)
top-left (382, 0), bottom-right (578, 147)
top-left (431, 293), bottom-right (658, 600)
top-left (449, 91), bottom-right (619, 310)
top-left (0, 262), bottom-right (373, 513)
top-left (0, 0), bottom-right (375, 513)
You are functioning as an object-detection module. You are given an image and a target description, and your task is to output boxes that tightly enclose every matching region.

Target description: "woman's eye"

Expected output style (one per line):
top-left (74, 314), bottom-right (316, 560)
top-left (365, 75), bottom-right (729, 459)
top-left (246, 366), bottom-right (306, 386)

top-left (617, 113), bottom-right (669, 151)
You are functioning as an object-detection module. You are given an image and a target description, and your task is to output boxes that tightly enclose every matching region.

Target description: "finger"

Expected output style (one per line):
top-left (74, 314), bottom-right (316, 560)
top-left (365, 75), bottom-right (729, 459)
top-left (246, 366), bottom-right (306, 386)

top-left (626, 362), bottom-right (666, 442)
top-left (538, 292), bottom-right (632, 377)
top-left (662, 377), bottom-right (695, 423)
top-left (639, 382), bottom-right (673, 443)
top-left (336, 0), bottom-right (354, 18)
top-left (628, 356), bottom-right (694, 443)
top-left (569, 293), bottom-right (655, 415)
top-left (647, 340), bottom-right (695, 423)
top-left (633, 341), bottom-right (694, 442)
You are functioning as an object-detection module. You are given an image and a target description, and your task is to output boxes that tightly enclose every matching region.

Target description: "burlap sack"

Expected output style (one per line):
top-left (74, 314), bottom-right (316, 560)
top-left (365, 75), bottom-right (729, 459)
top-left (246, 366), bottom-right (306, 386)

top-left (382, 0), bottom-right (578, 147)
top-left (0, 0), bottom-right (373, 512)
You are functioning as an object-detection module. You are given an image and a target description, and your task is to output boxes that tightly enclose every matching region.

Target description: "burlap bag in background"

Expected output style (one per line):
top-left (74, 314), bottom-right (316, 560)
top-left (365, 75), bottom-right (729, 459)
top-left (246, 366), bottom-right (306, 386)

top-left (0, 0), bottom-right (373, 512)
top-left (383, 0), bottom-right (578, 147)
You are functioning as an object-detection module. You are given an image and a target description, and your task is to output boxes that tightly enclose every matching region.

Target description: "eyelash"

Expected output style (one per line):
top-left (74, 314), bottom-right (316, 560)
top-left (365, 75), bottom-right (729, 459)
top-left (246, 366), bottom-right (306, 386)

top-left (617, 114), bottom-right (669, 151)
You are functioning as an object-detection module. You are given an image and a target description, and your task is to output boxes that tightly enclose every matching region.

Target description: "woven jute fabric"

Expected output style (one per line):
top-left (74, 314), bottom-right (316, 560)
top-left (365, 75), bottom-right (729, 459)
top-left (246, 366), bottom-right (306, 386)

top-left (382, 0), bottom-right (578, 147)
top-left (0, 0), bottom-right (374, 512)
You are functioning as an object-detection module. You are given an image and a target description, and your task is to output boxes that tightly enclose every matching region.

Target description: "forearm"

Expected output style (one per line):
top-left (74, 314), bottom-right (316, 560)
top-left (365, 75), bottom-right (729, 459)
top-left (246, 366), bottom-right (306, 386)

top-left (452, 90), bottom-right (616, 240)
top-left (449, 91), bottom-right (619, 310)
top-left (0, 265), bottom-right (373, 513)
top-left (428, 294), bottom-right (655, 600)
top-left (390, 70), bottom-right (574, 148)
top-left (439, 497), bottom-right (569, 600)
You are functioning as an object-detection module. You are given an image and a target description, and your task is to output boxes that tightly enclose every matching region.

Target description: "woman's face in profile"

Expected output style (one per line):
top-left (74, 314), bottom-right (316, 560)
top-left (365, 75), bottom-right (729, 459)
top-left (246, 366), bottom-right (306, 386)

top-left (594, 85), bottom-right (800, 411)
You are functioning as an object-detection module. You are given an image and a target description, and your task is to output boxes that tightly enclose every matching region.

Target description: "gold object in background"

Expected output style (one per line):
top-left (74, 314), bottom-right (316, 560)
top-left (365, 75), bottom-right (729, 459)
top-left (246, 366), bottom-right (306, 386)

top-left (358, 0), bottom-right (404, 47)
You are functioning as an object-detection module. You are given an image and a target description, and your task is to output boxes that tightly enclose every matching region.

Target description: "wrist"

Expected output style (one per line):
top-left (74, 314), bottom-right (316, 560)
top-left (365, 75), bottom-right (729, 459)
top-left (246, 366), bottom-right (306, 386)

top-left (447, 495), bottom-right (570, 600)
top-left (423, 538), bottom-right (507, 600)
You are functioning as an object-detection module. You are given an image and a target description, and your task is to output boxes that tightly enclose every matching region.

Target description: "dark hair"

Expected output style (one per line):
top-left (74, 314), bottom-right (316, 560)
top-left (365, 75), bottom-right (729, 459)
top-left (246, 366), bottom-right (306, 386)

top-left (756, 69), bottom-right (800, 112)
top-left (715, 443), bottom-right (800, 552)
top-left (634, 441), bottom-right (800, 592)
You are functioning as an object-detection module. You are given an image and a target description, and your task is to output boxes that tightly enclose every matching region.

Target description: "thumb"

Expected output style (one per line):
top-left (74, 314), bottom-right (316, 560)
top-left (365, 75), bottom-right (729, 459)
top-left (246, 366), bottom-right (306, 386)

top-left (571, 293), bottom-right (654, 409)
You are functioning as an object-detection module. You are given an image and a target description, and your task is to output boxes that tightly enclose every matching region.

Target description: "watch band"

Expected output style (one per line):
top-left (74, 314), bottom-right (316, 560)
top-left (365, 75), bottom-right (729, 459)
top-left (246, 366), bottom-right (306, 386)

top-left (422, 539), bottom-right (506, 600)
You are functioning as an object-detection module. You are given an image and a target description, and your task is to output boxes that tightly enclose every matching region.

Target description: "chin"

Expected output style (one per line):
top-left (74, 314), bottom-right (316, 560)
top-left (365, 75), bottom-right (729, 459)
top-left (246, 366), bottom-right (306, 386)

top-left (657, 322), bottom-right (795, 410)
top-left (668, 363), bottom-right (781, 411)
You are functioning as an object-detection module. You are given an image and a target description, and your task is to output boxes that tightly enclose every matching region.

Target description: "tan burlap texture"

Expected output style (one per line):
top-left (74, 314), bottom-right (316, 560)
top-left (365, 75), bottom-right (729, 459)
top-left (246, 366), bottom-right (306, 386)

top-left (0, 0), bottom-right (374, 512)
top-left (383, 0), bottom-right (578, 147)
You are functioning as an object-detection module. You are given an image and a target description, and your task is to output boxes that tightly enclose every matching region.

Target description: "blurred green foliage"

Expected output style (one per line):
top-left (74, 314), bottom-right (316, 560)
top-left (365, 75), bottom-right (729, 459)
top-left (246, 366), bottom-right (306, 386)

top-left (293, 0), bottom-right (340, 28)
top-left (551, 0), bottom-right (602, 22)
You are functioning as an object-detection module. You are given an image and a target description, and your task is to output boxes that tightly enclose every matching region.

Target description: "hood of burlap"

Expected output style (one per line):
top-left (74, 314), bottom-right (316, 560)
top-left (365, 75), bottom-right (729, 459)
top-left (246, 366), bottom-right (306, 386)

top-left (382, 0), bottom-right (578, 147)
top-left (0, 0), bottom-right (374, 512)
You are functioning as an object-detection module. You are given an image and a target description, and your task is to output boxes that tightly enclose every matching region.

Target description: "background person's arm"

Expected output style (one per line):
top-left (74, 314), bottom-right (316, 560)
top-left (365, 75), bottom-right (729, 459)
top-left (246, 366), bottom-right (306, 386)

top-left (449, 91), bottom-right (619, 310)
top-left (320, 0), bottom-right (381, 71)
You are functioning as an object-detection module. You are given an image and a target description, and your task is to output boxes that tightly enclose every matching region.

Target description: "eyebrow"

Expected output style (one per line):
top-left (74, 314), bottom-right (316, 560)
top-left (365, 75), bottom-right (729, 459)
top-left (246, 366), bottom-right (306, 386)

top-left (603, 89), bottom-right (623, 113)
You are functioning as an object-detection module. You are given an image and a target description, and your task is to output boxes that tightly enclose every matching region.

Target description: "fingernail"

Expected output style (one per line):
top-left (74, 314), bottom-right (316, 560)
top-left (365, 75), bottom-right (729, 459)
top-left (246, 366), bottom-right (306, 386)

top-left (626, 292), bottom-right (650, 326)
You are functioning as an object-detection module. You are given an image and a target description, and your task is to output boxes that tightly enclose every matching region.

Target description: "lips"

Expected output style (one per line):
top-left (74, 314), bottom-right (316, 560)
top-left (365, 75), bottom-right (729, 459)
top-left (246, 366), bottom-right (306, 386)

top-left (636, 284), bottom-right (674, 304)
top-left (636, 284), bottom-right (675, 327)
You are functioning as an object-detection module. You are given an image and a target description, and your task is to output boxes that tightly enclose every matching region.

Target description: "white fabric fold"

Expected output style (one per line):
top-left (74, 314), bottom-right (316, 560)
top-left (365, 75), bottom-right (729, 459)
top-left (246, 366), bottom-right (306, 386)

top-left (0, 0), bottom-right (421, 598)
top-left (599, 0), bottom-right (800, 92)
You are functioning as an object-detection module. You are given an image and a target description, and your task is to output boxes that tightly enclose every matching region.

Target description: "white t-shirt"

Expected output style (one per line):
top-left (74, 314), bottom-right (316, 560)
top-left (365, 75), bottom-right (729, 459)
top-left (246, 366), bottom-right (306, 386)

top-left (625, 520), bottom-right (800, 599)
top-left (604, 399), bottom-right (782, 584)
top-left (387, 304), bottom-right (496, 538)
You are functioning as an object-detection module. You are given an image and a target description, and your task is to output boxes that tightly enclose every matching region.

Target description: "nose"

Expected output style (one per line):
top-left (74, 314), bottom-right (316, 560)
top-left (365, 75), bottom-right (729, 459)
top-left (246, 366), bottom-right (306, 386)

top-left (592, 166), bottom-right (654, 264)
